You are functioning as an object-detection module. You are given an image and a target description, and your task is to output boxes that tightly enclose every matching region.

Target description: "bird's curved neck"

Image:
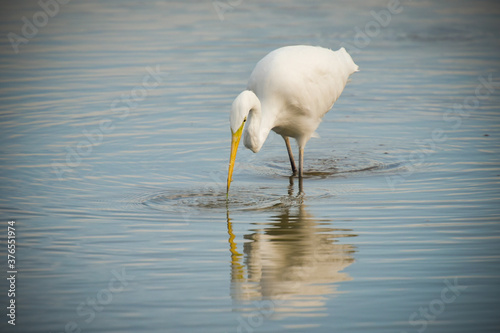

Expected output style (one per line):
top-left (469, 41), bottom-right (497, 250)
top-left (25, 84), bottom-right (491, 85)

top-left (243, 91), bottom-right (272, 153)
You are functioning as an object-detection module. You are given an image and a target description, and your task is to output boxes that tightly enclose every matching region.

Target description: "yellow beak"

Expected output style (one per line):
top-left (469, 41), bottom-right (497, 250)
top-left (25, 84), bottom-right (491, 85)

top-left (227, 122), bottom-right (244, 194)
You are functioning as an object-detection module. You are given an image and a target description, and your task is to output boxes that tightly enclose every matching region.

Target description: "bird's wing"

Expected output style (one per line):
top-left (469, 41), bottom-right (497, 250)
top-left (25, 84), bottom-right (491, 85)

top-left (249, 46), bottom-right (350, 120)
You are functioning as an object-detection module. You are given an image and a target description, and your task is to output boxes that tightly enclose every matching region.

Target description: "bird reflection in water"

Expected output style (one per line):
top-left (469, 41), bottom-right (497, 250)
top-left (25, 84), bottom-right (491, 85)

top-left (226, 177), bottom-right (357, 319)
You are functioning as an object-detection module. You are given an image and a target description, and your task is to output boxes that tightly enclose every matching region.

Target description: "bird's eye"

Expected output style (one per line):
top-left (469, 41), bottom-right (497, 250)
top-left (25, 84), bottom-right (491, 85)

top-left (243, 118), bottom-right (247, 123)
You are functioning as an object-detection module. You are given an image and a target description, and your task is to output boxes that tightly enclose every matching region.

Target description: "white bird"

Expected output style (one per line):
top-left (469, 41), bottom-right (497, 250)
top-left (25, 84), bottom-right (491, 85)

top-left (227, 45), bottom-right (359, 193)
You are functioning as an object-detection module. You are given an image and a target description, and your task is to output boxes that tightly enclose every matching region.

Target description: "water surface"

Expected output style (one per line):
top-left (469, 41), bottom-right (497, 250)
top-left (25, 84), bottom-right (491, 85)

top-left (1, 1), bottom-right (499, 332)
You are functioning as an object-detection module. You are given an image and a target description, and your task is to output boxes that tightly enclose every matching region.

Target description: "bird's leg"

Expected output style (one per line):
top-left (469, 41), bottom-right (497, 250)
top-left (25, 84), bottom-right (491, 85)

top-left (298, 174), bottom-right (303, 195)
top-left (290, 174), bottom-right (304, 195)
top-left (298, 146), bottom-right (304, 178)
top-left (283, 136), bottom-right (297, 174)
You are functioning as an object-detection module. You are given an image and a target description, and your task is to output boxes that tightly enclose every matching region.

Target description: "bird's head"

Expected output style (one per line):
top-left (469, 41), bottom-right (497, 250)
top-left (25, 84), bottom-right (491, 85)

top-left (227, 90), bottom-right (259, 194)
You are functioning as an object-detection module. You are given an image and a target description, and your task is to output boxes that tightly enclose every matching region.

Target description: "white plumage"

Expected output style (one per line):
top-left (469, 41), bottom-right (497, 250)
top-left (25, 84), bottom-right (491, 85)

top-left (227, 45), bottom-right (358, 193)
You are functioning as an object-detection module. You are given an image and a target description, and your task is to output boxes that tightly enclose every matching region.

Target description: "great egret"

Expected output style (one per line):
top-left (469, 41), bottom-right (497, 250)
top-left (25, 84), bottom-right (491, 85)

top-left (227, 45), bottom-right (358, 193)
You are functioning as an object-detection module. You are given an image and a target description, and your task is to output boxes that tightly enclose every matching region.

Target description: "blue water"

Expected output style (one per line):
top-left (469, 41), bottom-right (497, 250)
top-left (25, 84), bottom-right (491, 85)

top-left (1, 0), bottom-right (499, 332)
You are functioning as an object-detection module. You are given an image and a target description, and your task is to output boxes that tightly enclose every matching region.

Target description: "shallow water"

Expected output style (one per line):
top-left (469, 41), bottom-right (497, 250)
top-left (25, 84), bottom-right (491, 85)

top-left (1, 0), bottom-right (500, 332)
